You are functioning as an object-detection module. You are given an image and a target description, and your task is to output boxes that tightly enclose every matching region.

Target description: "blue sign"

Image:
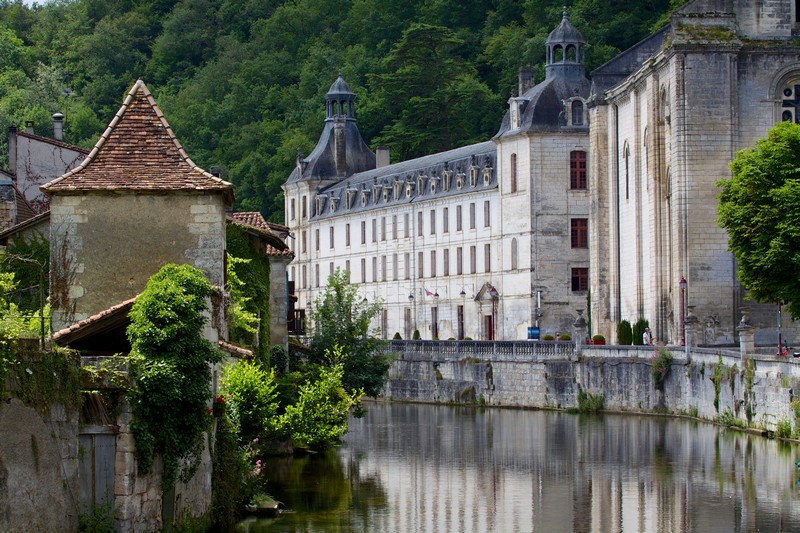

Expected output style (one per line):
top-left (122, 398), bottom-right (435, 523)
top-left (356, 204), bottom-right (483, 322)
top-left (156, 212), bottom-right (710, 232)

top-left (527, 327), bottom-right (540, 340)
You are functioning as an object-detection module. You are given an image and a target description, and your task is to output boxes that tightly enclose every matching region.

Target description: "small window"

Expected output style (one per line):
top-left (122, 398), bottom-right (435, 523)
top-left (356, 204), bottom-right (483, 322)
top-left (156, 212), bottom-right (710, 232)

top-left (417, 211), bottom-right (423, 237)
top-left (372, 219), bottom-right (377, 243)
top-left (571, 218), bottom-right (588, 248)
top-left (456, 175), bottom-right (464, 189)
top-left (571, 100), bottom-right (584, 126)
top-left (406, 183), bottom-right (413, 198)
top-left (381, 217), bottom-right (386, 241)
top-left (361, 259), bottom-right (366, 283)
top-left (383, 189), bottom-right (388, 202)
top-left (469, 167), bottom-right (478, 187)
top-left (393, 253), bottom-right (398, 281)
top-left (346, 223), bottom-right (351, 246)
top-left (290, 198), bottom-right (296, 220)
top-left (361, 192), bottom-right (367, 207)
top-left (302, 195), bottom-right (307, 218)
top-left (443, 248), bottom-right (450, 276)
top-left (469, 245), bottom-right (477, 274)
top-left (570, 151), bottom-right (587, 189)
top-left (456, 205), bottom-right (463, 231)
top-left (418, 251), bottom-right (424, 279)
top-left (430, 210), bottom-right (436, 235)
top-left (484, 201), bottom-right (490, 227)
top-left (404, 252), bottom-right (410, 280)
top-left (315, 229), bottom-right (320, 251)
top-left (430, 250), bottom-right (437, 278)
top-left (443, 207), bottom-right (449, 233)
top-left (329, 226), bottom-right (334, 249)
top-left (469, 203), bottom-right (476, 230)
top-left (372, 257), bottom-right (377, 282)
top-left (456, 246), bottom-right (463, 275)
top-left (361, 221), bottom-right (366, 244)
top-left (571, 267), bottom-right (589, 292)
top-left (484, 243), bottom-right (491, 273)
top-left (404, 213), bottom-right (410, 238)
top-left (510, 153), bottom-right (517, 193)
top-left (302, 230), bottom-right (307, 253)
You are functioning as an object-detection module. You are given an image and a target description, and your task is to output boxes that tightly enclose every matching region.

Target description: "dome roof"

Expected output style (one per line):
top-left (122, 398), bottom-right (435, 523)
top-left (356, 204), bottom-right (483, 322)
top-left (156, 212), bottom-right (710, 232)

top-left (547, 9), bottom-right (585, 44)
top-left (327, 73), bottom-right (353, 96)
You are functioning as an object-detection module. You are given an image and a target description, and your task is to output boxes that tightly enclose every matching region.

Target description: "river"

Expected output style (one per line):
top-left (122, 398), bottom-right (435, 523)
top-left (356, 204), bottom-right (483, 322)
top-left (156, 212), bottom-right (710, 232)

top-left (240, 402), bottom-right (800, 532)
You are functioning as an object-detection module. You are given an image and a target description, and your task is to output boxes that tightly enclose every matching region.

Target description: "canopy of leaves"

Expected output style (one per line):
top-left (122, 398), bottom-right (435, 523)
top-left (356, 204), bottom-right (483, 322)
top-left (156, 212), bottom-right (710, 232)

top-left (126, 263), bottom-right (222, 489)
top-left (718, 121), bottom-right (800, 318)
top-left (0, 0), bottom-right (673, 220)
top-left (220, 360), bottom-right (279, 443)
top-left (308, 268), bottom-right (390, 397)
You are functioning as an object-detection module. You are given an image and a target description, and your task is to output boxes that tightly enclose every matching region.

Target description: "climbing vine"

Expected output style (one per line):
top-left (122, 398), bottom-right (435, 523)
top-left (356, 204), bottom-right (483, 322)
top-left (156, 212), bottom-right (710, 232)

top-left (226, 224), bottom-right (271, 365)
top-left (710, 355), bottom-right (725, 413)
top-left (127, 264), bottom-right (222, 490)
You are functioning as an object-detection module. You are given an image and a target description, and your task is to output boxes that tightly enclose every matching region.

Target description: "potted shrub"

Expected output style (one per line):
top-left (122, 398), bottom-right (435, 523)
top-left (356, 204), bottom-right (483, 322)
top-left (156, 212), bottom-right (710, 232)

top-left (558, 333), bottom-right (572, 341)
top-left (542, 334), bottom-right (555, 341)
top-left (592, 334), bottom-right (606, 345)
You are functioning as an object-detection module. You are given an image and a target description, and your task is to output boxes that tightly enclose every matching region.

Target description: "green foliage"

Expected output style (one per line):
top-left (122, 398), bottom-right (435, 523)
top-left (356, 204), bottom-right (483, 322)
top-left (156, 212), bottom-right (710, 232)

top-left (717, 409), bottom-right (746, 428)
top-left (393, 332), bottom-right (402, 340)
top-left (226, 224), bottom-right (271, 363)
top-left (277, 350), bottom-right (363, 448)
top-left (632, 318), bottom-right (649, 346)
top-left (412, 330), bottom-right (421, 340)
top-left (542, 334), bottom-right (554, 341)
top-left (776, 419), bottom-right (792, 439)
top-left (575, 389), bottom-right (604, 413)
top-left (126, 264), bottom-right (222, 490)
top-left (718, 121), bottom-right (800, 318)
top-left (210, 414), bottom-right (248, 532)
top-left (592, 334), bottom-right (605, 343)
top-left (617, 320), bottom-right (632, 345)
top-left (309, 268), bottom-right (391, 397)
top-left (220, 360), bottom-right (279, 443)
top-left (78, 503), bottom-right (114, 533)
top-left (650, 348), bottom-right (673, 388)
top-left (1, 236), bottom-right (49, 314)
top-left (558, 333), bottom-right (571, 341)
top-left (711, 355), bottom-right (725, 413)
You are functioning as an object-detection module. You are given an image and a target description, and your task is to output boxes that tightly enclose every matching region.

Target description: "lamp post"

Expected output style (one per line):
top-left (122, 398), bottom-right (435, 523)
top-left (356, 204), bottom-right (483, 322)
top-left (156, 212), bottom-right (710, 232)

top-left (679, 277), bottom-right (687, 347)
top-left (489, 286), bottom-right (499, 341)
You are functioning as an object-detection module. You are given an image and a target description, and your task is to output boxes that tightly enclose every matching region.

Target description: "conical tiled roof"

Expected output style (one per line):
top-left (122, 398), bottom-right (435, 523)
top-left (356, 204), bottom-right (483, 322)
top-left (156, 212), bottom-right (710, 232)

top-left (41, 80), bottom-right (234, 203)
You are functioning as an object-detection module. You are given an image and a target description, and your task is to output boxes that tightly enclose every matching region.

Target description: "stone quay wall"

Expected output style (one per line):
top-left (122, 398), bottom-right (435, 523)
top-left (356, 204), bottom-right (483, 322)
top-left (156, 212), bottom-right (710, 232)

top-left (382, 340), bottom-right (800, 431)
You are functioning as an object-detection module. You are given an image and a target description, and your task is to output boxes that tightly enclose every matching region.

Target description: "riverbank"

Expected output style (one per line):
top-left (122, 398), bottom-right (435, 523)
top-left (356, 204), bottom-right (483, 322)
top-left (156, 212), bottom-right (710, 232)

top-left (381, 340), bottom-right (800, 434)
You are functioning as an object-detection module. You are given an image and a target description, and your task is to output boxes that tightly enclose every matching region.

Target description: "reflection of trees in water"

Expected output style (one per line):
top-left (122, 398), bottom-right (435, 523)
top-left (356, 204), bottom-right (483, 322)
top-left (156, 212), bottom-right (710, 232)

top-left (259, 449), bottom-right (388, 530)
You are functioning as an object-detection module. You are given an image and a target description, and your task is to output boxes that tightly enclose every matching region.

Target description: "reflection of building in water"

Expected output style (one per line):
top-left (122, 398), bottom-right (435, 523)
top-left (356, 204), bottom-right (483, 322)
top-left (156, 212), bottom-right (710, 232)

top-left (341, 405), bottom-right (800, 532)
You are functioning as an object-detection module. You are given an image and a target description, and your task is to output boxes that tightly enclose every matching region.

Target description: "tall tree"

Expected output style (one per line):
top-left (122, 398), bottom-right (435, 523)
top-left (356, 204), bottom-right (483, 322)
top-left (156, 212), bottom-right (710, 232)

top-left (718, 121), bottom-right (800, 318)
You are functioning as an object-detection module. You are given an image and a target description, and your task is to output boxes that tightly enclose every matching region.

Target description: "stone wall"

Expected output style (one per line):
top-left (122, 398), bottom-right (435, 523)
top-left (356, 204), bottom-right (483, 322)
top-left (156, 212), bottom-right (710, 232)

top-left (0, 397), bottom-right (80, 532)
top-left (383, 341), bottom-right (800, 431)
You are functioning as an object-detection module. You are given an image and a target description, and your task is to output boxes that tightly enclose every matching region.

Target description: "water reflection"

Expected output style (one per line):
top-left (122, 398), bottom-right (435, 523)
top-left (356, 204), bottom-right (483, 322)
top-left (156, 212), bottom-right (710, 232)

top-left (242, 403), bottom-right (800, 532)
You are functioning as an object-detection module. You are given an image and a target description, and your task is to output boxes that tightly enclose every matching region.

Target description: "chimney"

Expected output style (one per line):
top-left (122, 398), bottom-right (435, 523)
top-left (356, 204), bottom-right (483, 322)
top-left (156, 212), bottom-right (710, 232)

top-left (7, 126), bottom-right (16, 176)
top-left (376, 146), bottom-right (390, 169)
top-left (210, 166), bottom-right (221, 178)
top-left (518, 66), bottom-right (535, 96)
top-left (333, 118), bottom-right (346, 177)
top-left (52, 113), bottom-right (64, 141)
top-left (25, 121), bottom-right (34, 135)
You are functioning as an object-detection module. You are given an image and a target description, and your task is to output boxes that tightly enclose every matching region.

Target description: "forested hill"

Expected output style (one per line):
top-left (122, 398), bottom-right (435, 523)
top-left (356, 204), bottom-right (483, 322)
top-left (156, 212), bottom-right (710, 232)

top-left (0, 0), bottom-right (680, 222)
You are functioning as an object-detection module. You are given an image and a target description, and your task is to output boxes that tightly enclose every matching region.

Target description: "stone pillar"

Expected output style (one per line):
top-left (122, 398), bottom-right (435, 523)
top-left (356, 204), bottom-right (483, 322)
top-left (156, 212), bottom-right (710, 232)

top-left (738, 307), bottom-right (755, 358)
top-left (573, 309), bottom-right (587, 357)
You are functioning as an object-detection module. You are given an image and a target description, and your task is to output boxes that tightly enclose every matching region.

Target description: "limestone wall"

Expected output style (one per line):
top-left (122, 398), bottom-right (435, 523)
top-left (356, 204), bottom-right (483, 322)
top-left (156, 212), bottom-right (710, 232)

top-left (383, 341), bottom-right (800, 431)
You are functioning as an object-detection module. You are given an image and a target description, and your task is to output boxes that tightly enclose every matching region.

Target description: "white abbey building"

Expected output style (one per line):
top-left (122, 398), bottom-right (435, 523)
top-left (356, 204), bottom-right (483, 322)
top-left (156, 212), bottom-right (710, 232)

top-left (285, 1), bottom-right (800, 345)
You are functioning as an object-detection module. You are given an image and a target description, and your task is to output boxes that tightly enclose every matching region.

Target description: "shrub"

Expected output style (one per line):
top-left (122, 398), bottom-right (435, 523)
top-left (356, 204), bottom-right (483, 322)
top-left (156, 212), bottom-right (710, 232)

top-left (393, 332), bottom-right (402, 340)
top-left (651, 348), bottom-right (673, 387)
top-left (617, 320), bottom-right (632, 345)
top-left (542, 334), bottom-right (555, 341)
top-left (776, 419), bottom-right (792, 439)
top-left (412, 329), bottom-right (421, 340)
top-left (220, 361), bottom-right (279, 444)
top-left (632, 318), bottom-right (649, 346)
top-left (576, 390), bottom-right (604, 413)
top-left (592, 334), bottom-right (605, 343)
top-left (558, 333), bottom-right (571, 341)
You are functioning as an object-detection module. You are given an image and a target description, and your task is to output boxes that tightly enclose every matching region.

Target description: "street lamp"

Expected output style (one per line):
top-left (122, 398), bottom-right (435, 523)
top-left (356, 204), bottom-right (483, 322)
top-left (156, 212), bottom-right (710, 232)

top-left (679, 277), bottom-right (687, 347)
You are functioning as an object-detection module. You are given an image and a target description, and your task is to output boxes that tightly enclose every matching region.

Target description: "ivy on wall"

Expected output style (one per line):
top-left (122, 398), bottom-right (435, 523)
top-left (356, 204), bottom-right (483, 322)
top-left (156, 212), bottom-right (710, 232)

top-left (226, 224), bottom-right (271, 365)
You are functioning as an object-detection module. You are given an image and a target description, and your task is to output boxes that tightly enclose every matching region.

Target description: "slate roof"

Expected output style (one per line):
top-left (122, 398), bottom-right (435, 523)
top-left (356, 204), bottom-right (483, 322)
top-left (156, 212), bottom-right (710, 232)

top-left (41, 80), bottom-right (234, 204)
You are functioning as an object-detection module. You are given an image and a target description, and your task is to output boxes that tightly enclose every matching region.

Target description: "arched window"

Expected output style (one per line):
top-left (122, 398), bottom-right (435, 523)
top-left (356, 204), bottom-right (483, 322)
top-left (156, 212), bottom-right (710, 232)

top-left (782, 81), bottom-right (800, 123)
top-left (510, 153), bottom-right (517, 193)
top-left (554, 45), bottom-right (564, 63)
top-left (566, 45), bottom-right (577, 62)
top-left (511, 238), bottom-right (518, 271)
top-left (571, 101), bottom-right (584, 126)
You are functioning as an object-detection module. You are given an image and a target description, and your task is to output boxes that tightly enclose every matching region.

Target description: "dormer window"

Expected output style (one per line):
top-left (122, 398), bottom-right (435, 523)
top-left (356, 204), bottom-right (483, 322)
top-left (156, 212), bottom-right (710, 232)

top-left (406, 183), bottom-right (413, 198)
top-left (456, 174), bottom-right (464, 190)
top-left (361, 192), bottom-right (367, 207)
top-left (394, 181), bottom-right (402, 198)
top-left (430, 178), bottom-right (438, 194)
top-left (329, 198), bottom-right (336, 213)
top-left (443, 171), bottom-right (452, 191)
top-left (417, 175), bottom-right (426, 195)
top-left (483, 168), bottom-right (492, 185)
top-left (469, 166), bottom-right (478, 187)
top-left (571, 100), bottom-right (584, 125)
top-left (371, 186), bottom-right (379, 204)
top-left (316, 197), bottom-right (324, 215)
top-left (346, 189), bottom-right (356, 209)
top-left (383, 188), bottom-right (389, 202)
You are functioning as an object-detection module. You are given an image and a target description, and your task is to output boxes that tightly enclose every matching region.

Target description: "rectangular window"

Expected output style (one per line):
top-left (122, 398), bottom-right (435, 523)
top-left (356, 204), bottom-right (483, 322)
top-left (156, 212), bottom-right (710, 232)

top-left (430, 210), bottom-right (436, 235)
top-left (571, 218), bottom-right (588, 248)
top-left (346, 223), bottom-right (351, 246)
top-left (457, 246), bottom-right (463, 275)
top-left (417, 211), bottom-right (423, 237)
top-left (381, 217), bottom-right (386, 241)
top-left (457, 305), bottom-right (465, 340)
top-left (404, 213), bottom-right (410, 238)
top-left (381, 255), bottom-right (387, 281)
top-left (570, 151), bottom-right (587, 189)
top-left (393, 253), bottom-right (398, 281)
top-left (290, 198), bottom-right (296, 220)
top-left (404, 252), bottom-right (410, 280)
top-left (571, 267), bottom-right (589, 291)
top-left (302, 230), bottom-right (307, 253)
top-left (372, 256), bottom-right (378, 282)
top-left (329, 262), bottom-right (334, 276)
top-left (361, 221), bottom-right (366, 244)
top-left (381, 309), bottom-right (388, 340)
top-left (510, 153), bottom-right (517, 193)
top-left (393, 215), bottom-right (398, 240)
top-left (329, 226), bottom-right (334, 249)
top-left (302, 195), bottom-right (307, 218)
top-left (314, 229), bottom-right (320, 251)
top-left (372, 218), bottom-right (377, 243)
top-left (484, 200), bottom-right (490, 227)
top-left (404, 308), bottom-right (412, 339)
top-left (443, 207), bottom-right (449, 233)
top-left (431, 306), bottom-right (439, 340)
top-left (302, 265), bottom-right (307, 288)
top-left (484, 243), bottom-right (491, 273)
top-left (345, 260), bottom-right (350, 280)
top-left (418, 251), bottom-right (424, 279)
top-left (456, 205), bottom-right (463, 231)
top-left (361, 258), bottom-right (366, 283)
top-left (443, 248), bottom-right (450, 276)
top-left (315, 264), bottom-right (320, 287)
top-left (469, 203), bottom-right (476, 229)
top-left (470, 245), bottom-right (476, 274)
top-left (430, 250), bottom-right (437, 278)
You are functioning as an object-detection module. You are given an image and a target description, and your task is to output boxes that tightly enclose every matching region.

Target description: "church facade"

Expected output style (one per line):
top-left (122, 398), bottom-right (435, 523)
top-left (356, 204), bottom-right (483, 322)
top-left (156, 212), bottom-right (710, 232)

top-left (589, 0), bottom-right (800, 345)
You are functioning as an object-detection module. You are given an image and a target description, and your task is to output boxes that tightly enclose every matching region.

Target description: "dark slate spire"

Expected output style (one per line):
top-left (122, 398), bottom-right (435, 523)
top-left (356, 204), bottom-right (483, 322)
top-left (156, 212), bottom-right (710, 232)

top-left (545, 7), bottom-right (586, 81)
top-left (326, 72), bottom-right (356, 121)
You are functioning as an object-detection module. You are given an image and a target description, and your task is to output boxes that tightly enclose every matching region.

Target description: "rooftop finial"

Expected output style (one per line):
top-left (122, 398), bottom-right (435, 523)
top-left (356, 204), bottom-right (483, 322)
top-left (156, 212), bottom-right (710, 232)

top-left (563, 6), bottom-right (568, 20)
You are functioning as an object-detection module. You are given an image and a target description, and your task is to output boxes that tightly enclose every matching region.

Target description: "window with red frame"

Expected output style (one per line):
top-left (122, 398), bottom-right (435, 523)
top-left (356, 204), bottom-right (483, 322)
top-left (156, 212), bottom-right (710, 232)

top-left (571, 218), bottom-right (588, 248)
top-left (570, 151), bottom-right (587, 189)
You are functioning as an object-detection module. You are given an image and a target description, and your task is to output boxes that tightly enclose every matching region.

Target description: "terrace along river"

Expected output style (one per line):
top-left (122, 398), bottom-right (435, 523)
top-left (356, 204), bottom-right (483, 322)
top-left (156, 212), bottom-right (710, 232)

top-left (240, 402), bottom-right (800, 532)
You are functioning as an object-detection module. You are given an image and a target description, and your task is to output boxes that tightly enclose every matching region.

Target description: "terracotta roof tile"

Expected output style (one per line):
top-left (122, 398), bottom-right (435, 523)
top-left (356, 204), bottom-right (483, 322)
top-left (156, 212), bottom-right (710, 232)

top-left (218, 340), bottom-right (253, 358)
top-left (230, 211), bottom-right (270, 231)
top-left (51, 296), bottom-right (137, 344)
top-left (265, 243), bottom-right (294, 257)
top-left (227, 212), bottom-right (290, 254)
top-left (41, 80), bottom-right (234, 204)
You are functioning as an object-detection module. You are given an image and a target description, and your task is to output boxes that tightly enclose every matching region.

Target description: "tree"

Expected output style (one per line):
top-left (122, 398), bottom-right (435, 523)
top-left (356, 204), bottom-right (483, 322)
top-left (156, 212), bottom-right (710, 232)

top-left (308, 268), bottom-right (391, 397)
top-left (718, 121), bottom-right (800, 318)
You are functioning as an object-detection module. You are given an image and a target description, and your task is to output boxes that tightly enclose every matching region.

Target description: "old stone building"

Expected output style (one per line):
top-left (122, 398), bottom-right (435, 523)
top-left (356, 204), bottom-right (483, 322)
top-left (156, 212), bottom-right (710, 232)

top-left (284, 13), bottom-right (591, 341)
top-left (589, 0), bottom-right (800, 345)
